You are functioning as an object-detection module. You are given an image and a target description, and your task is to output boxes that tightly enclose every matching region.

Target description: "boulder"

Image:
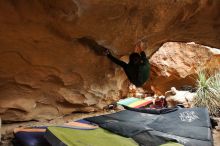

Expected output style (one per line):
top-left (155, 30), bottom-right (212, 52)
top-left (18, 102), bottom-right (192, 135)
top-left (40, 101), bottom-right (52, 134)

top-left (147, 42), bottom-right (220, 94)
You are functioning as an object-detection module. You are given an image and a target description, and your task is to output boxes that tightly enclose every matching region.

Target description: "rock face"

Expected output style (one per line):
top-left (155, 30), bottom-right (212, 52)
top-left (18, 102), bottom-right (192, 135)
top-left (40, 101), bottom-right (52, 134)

top-left (0, 0), bottom-right (220, 121)
top-left (0, 43), bottom-right (128, 121)
top-left (148, 42), bottom-right (220, 94)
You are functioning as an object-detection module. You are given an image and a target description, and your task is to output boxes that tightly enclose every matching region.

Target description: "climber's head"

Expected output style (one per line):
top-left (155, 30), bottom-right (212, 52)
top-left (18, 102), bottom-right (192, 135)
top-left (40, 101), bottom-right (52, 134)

top-left (129, 53), bottom-right (141, 65)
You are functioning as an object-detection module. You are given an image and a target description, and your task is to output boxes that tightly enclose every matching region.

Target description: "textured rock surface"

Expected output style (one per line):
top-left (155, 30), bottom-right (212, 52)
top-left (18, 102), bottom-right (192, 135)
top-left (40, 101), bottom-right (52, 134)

top-left (0, 0), bottom-right (220, 121)
top-left (147, 42), bottom-right (220, 94)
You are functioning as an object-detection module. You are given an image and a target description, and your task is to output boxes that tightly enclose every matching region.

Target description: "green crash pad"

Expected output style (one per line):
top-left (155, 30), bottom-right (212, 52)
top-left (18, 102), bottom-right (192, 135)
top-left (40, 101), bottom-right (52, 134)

top-left (46, 127), bottom-right (138, 146)
top-left (160, 142), bottom-right (183, 146)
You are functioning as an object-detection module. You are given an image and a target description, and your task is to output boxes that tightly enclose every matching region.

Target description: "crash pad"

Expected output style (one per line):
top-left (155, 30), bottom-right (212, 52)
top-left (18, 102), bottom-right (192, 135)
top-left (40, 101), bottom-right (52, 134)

top-left (85, 108), bottom-right (213, 146)
top-left (45, 127), bottom-right (138, 146)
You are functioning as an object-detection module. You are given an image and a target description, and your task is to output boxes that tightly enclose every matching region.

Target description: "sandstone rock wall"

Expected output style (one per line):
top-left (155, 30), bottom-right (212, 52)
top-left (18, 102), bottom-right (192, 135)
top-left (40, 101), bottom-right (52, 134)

top-left (147, 42), bottom-right (220, 94)
top-left (0, 0), bottom-right (220, 121)
top-left (0, 41), bottom-right (128, 121)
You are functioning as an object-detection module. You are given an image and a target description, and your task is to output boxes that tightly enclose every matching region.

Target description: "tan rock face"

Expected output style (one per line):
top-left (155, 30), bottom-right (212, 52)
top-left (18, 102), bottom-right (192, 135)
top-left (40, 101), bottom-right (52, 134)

top-left (0, 0), bottom-right (220, 121)
top-left (147, 42), bottom-right (220, 94)
top-left (0, 42), bottom-right (127, 121)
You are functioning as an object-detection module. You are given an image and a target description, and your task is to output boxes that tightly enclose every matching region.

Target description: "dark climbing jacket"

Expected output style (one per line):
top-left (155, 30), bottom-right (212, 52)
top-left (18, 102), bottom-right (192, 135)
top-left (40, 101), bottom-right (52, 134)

top-left (107, 51), bottom-right (150, 87)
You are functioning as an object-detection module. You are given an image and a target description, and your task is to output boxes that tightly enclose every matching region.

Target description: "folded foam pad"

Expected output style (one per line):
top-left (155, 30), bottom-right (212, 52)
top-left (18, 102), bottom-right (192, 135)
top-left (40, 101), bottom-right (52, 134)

top-left (128, 99), bottom-right (152, 108)
top-left (74, 119), bottom-right (93, 124)
top-left (85, 108), bottom-right (213, 146)
top-left (60, 121), bottom-right (98, 130)
top-left (117, 97), bottom-right (152, 108)
top-left (117, 97), bottom-right (140, 105)
top-left (12, 120), bottom-right (92, 146)
top-left (14, 127), bottom-right (47, 133)
top-left (13, 131), bottom-right (50, 146)
top-left (45, 127), bottom-right (139, 146)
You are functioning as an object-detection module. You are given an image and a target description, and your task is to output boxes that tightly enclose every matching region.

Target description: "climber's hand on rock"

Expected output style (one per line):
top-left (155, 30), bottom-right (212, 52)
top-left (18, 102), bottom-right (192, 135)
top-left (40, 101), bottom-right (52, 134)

top-left (104, 48), bottom-right (111, 56)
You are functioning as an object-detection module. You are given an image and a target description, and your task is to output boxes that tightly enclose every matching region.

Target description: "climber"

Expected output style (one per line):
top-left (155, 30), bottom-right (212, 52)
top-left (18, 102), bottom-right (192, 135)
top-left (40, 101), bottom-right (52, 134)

top-left (78, 37), bottom-right (150, 87)
top-left (104, 42), bottom-right (150, 87)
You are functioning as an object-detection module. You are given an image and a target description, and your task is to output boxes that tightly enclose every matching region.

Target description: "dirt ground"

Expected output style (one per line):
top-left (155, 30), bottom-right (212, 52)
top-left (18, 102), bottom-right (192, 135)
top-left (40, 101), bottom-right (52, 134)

top-left (1, 111), bottom-right (220, 146)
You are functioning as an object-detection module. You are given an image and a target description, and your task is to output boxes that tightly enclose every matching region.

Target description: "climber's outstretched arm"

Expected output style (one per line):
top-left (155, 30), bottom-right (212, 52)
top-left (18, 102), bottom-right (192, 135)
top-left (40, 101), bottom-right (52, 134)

top-left (105, 49), bottom-right (127, 68)
top-left (140, 51), bottom-right (148, 64)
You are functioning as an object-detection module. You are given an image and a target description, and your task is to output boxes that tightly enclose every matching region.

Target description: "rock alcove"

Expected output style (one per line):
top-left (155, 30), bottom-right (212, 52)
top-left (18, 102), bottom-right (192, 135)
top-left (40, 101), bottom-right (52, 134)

top-left (0, 0), bottom-right (220, 122)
